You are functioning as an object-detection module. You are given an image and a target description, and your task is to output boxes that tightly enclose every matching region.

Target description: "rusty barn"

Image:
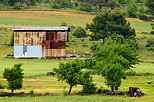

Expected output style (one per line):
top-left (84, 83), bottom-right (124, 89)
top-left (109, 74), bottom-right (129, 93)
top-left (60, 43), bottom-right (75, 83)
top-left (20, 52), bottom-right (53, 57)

top-left (13, 26), bottom-right (70, 59)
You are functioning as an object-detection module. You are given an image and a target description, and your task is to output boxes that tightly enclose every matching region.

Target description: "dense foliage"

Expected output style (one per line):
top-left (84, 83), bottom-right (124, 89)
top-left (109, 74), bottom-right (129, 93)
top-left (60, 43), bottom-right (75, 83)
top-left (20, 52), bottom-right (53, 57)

top-left (72, 26), bottom-right (87, 38)
top-left (3, 63), bottom-right (24, 94)
top-left (0, 0), bottom-right (149, 19)
top-left (91, 36), bottom-right (139, 92)
top-left (54, 59), bottom-right (96, 94)
top-left (86, 8), bottom-right (135, 42)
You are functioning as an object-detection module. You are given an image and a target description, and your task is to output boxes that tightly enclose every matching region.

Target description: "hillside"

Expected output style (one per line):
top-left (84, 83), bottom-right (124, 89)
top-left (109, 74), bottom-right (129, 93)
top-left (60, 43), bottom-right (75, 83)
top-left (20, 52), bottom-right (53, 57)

top-left (0, 11), bottom-right (153, 60)
top-left (0, 10), bottom-right (154, 102)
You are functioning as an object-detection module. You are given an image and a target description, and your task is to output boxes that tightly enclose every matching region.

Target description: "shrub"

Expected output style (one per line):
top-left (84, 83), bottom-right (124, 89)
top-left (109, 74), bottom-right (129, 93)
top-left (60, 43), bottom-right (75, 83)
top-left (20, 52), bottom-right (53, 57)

top-left (51, 3), bottom-right (60, 9)
top-left (81, 72), bottom-right (97, 94)
top-left (138, 13), bottom-right (150, 21)
top-left (29, 90), bottom-right (36, 97)
top-left (146, 38), bottom-right (154, 47)
top-left (82, 44), bottom-right (88, 47)
top-left (150, 31), bottom-right (154, 34)
top-left (147, 46), bottom-right (154, 51)
top-left (61, 22), bottom-right (67, 26)
top-left (125, 70), bottom-right (137, 76)
top-left (13, 3), bottom-right (22, 10)
top-left (8, 33), bottom-right (14, 46)
top-left (72, 26), bottom-right (86, 38)
top-left (79, 2), bottom-right (92, 12)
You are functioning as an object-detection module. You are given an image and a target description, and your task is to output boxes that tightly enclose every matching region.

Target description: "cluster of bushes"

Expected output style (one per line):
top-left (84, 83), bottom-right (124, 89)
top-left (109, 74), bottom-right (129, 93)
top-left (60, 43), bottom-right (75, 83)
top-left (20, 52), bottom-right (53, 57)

top-left (146, 38), bottom-right (154, 51)
top-left (125, 70), bottom-right (154, 76)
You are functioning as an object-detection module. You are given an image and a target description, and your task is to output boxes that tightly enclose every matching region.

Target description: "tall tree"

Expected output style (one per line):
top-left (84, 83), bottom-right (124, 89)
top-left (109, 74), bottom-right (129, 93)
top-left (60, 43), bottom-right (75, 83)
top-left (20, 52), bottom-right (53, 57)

top-left (86, 7), bottom-right (135, 42)
top-left (92, 36), bottom-right (139, 92)
top-left (145, 0), bottom-right (154, 16)
top-left (145, 0), bottom-right (154, 34)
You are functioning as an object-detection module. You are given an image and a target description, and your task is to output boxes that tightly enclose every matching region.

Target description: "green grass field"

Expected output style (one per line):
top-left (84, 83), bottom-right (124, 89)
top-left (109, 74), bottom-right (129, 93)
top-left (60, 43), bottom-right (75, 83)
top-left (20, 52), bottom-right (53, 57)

top-left (0, 96), bottom-right (142, 102)
top-left (0, 58), bottom-right (154, 101)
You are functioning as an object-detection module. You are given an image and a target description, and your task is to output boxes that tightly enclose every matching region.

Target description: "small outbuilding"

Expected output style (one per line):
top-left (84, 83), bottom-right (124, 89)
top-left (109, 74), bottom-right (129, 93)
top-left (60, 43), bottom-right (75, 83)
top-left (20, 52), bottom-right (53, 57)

top-left (13, 26), bottom-right (70, 59)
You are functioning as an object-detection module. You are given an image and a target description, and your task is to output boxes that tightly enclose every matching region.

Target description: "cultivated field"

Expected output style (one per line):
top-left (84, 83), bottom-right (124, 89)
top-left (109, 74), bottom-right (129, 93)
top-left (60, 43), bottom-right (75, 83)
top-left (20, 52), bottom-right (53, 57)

top-left (0, 11), bottom-right (154, 102)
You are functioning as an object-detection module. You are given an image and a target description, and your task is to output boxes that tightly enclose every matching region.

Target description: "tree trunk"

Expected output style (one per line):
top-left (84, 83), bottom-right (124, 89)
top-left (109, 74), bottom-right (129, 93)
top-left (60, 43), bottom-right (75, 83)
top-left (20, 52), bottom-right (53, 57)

top-left (102, 38), bottom-right (105, 43)
top-left (11, 89), bottom-right (14, 96)
top-left (111, 86), bottom-right (114, 92)
top-left (68, 86), bottom-right (72, 95)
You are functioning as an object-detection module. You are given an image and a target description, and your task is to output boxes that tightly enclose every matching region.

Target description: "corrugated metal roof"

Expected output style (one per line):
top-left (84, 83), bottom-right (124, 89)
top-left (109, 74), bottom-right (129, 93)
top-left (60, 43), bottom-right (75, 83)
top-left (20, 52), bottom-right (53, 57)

top-left (13, 26), bottom-right (70, 31)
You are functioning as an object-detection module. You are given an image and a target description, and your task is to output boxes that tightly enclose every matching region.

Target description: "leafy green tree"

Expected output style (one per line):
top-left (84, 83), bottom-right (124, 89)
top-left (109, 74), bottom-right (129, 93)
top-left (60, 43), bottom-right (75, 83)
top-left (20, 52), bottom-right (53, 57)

top-left (54, 59), bottom-right (84, 94)
top-left (79, 2), bottom-right (93, 12)
top-left (72, 26), bottom-right (87, 38)
top-left (127, 3), bottom-right (137, 18)
top-left (13, 2), bottom-right (22, 10)
top-left (145, 0), bottom-right (154, 16)
top-left (86, 7), bottom-right (136, 42)
top-left (30, 0), bottom-right (36, 6)
top-left (144, 0), bottom-right (154, 34)
top-left (81, 71), bottom-right (97, 93)
top-left (9, 33), bottom-right (14, 46)
top-left (92, 36), bottom-right (139, 92)
top-left (3, 63), bottom-right (24, 94)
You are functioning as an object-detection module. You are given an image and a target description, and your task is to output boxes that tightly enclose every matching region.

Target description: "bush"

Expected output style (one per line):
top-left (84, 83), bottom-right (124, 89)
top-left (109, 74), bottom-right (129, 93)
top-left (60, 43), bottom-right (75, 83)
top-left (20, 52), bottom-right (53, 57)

top-left (8, 33), bottom-right (14, 46)
top-left (29, 90), bottom-right (36, 97)
top-left (81, 72), bottom-right (97, 94)
top-left (82, 44), bottom-right (88, 47)
top-left (125, 70), bottom-right (137, 76)
top-left (146, 38), bottom-right (154, 47)
top-left (13, 3), bottom-right (22, 10)
top-left (138, 13), bottom-right (150, 21)
top-left (72, 26), bottom-right (86, 38)
top-left (147, 46), bottom-right (154, 51)
top-left (79, 2), bottom-right (92, 12)
top-left (51, 3), bottom-right (60, 9)
top-left (150, 31), bottom-right (154, 34)
top-left (61, 22), bottom-right (67, 26)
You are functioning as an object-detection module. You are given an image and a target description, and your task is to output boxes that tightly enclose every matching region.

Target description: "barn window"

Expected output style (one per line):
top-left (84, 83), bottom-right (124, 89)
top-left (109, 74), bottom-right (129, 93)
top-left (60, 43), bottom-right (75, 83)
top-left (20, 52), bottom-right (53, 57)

top-left (46, 32), bottom-right (54, 40)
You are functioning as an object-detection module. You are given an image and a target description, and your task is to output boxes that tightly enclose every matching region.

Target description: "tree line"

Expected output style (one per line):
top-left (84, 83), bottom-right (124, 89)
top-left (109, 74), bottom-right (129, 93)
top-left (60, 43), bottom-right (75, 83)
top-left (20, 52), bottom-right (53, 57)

top-left (0, 0), bottom-right (153, 18)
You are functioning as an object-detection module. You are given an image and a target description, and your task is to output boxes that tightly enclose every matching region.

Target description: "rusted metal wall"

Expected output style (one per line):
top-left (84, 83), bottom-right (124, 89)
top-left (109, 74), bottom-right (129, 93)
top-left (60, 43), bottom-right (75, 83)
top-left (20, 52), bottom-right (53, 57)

top-left (14, 31), bottom-right (68, 58)
top-left (43, 31), bottom-right (67, 57)
top-left (14, 32), bottom-right (46, 45)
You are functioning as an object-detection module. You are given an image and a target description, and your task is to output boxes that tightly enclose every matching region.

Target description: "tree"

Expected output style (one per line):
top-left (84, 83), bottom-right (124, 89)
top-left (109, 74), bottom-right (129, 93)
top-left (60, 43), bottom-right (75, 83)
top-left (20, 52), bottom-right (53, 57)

top-left (13, 3), bottom-right (22, 10)
top-left (72, 26), bottom-right (87, 38)
top-left (54, 59), bottom-right (84, 94)
top-left (144, 0), bottom-right (154, 34)
top-left (92, 36), bottom-right (139, 92)
top-left (3, 63), bottom-right (24, 94)
top-left (79, 2), bottom-right (93, 12)
top-left (9, 33), bottom-right (14, 46)
top-left (81, 71), bottom-right (97, 93)
top-left (86, 7), bottom-right (135, 42)
top-left (145, 0), bottom-right (154, 16)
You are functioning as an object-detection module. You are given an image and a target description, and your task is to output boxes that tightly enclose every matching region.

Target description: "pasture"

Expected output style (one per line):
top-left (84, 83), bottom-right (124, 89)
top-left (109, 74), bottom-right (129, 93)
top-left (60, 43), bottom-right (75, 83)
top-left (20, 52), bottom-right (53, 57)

top-left (0, 58), bottom-right (154, 102)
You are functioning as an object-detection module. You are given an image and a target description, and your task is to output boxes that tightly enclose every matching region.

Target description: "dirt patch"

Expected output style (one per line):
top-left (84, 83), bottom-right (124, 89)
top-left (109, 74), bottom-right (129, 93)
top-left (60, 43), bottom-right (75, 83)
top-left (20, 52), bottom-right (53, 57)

top-left (0, 11), bottom-right (95, 18)
top-left (126, 18), bottom-right (145, 22)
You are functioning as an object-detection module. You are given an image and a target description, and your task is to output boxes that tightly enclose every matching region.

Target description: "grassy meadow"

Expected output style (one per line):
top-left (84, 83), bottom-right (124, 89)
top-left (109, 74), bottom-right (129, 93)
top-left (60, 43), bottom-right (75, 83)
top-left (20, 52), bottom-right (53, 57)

top-left (0, 11), bottom-right (154, 102)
